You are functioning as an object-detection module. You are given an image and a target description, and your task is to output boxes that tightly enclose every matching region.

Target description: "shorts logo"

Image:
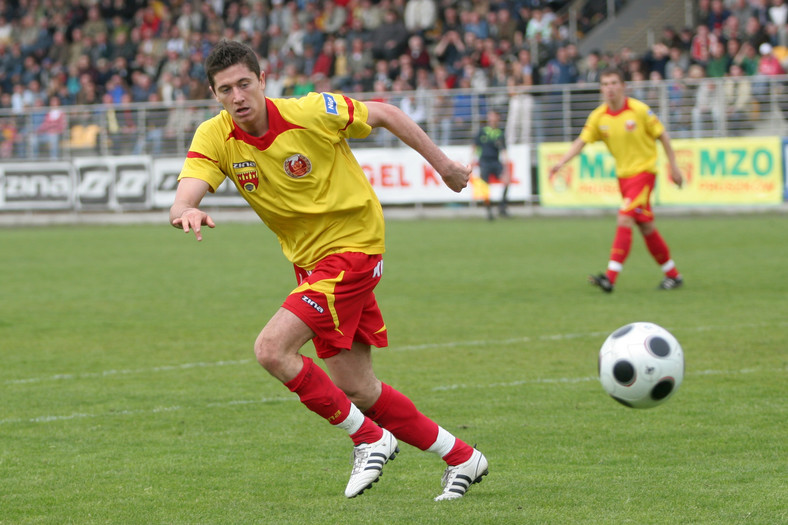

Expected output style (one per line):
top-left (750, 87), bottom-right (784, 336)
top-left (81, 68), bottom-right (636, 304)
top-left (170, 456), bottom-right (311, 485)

top-left (323, 93), bottom-right (338, 115)
top-left (284, 154), bottom-right (312, 178)
top-left (301, 295), bottom-right (324, 313)
top-left (233, 161), bottom-right (259, 191)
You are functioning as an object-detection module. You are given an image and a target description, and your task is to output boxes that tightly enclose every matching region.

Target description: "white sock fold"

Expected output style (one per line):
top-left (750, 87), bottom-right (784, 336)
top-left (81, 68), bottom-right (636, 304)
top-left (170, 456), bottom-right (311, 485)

top-left (335, 403), bottom-right (364, 435)
top-left (426, 426), bottom-right (456, 457)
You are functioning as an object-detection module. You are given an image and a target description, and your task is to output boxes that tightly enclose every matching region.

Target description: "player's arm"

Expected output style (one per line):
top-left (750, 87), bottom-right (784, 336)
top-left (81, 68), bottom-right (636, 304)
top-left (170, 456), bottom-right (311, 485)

top-left (549, 137), bottom-right (586, 176)
top-left (170, 177), bottom-right (215, 241)
top-left (365, 100), bottom-right (470, 192)
top-left (658, 131), bottom-right (684, 188)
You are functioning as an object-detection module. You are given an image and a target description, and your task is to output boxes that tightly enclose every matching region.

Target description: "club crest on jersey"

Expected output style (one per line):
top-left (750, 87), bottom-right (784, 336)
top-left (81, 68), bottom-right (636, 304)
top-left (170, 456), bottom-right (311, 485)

top-left (234, 161), bottom-right (259, 191)
top-left (284, 154), bottom-right (312, 178)
top-left (625, 119), bottom-right (636, 132)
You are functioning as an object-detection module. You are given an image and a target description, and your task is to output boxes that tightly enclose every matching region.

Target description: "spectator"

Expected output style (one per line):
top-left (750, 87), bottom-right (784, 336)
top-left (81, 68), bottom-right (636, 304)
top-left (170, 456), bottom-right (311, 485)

top-left (707, 0), bottom-right (730, 33)
top-left (405, 34), bottom-right (431, 71)
top-left (689, 64), bottom-right (722, 135)
top-left (358, 0), bottom-right (384, 32)
top-left (404, 0), bottom-right (437, 36)
top-left (664, 46), bottom-right (689, 79)
top-left (733, 41), bottom-right (760, 76)
top-left (543, 45), bottom-right (578, 85)
top-left (743, 15), bottom-right (770, 50)
top-left (706, 39), bottom-right (731, 77)
top-left (730, 0), bottom-right (751, 31)
top-left (723, 63), bottom-right (755, 132)
top-left (175, 2), bottom-right (203, 38)
top-left (109, 30), bottom-right (138, 63)
top-left (578, 49), bottom-right (602, 84)
top-left (32, 96), bottom-right (67, 159)
top-left (82, 5), bottom-right (109, 40)
top-left (504, 70), bottom-right (534, 146)
top-left (690, 24), bottom-right (711, 66)
top-left (494, 7), bottom-right (518, 43)
top-left (312, 40), bottom-right (336, 79)
top-left (756, 42), bottom-right (785, 76)
top-left (643, 42), bottom-right (670, 79)
top-left (666, 65), bottom-right (693, 136)
top-left (317, 1), bottom-right (347, 35)
top-left (371, 9), bottom-right (409, 62)
top-left (134, 92), bottom-right (167, 156)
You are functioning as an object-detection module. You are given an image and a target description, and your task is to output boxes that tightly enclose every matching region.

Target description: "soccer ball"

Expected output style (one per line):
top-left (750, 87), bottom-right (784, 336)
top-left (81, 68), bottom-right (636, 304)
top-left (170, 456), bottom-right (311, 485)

top-left (598, 322), bottom-right (684, 409)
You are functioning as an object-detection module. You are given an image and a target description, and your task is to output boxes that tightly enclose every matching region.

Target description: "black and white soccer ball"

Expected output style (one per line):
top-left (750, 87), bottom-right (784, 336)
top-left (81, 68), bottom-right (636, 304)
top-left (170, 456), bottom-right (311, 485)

top-left (598, 322), bottom-right (684, 409)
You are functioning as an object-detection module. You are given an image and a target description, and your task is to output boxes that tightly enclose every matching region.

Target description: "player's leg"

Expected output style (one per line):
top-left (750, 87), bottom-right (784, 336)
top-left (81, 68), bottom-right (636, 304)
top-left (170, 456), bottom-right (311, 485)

top-left (255, 308), bottom-right (394, 498)
top-left (479, 165), bottom-right (494, 220)
top-left (327, 342), bottom-right (487, 500)
top-left (498, 162), bottom-right (510, 217)
top-left (591, 173), bottom-right (650, 292)
top-left (637, 220), bottom-right (683, 289)
top-left (590, 212), bottom-right (633, 292)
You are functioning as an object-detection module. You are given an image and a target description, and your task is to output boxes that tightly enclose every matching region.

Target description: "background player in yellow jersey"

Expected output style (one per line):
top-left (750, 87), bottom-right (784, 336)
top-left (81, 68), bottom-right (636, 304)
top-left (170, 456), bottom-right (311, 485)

top-left (169, 40), bottom-right (487, 501)
top-left (549, 67), bottom-right (685, 293)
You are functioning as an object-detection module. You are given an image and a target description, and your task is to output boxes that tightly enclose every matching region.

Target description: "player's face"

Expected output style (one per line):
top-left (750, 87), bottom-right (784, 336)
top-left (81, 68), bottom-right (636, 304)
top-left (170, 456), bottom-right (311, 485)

top-left (599, 74), bottom-right (625, 107)
top-left (211, 63), bottom-right (267, 135)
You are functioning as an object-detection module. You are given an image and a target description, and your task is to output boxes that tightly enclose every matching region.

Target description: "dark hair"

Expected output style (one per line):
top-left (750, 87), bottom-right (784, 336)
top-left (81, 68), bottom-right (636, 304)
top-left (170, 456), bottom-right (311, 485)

top-left (205, 40), bottom-right (261, 90)
top-left (600, 66), bottom-right (625, 82)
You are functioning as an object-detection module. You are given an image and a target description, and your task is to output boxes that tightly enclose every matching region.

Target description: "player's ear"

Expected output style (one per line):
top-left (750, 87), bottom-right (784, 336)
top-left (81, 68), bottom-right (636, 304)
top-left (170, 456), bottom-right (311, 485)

top-left (259, 71), bottom-right (266, 90)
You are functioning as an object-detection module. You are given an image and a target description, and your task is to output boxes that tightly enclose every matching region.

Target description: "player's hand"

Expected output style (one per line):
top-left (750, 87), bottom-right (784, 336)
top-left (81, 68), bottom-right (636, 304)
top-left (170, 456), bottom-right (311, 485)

top-left (173, 208), bottom-right (215, 241)
top-left (440, 161), bottom-right (472, 192)
top-left (549, 164), bottom-right (562, 176)
top-left (670, 168), bottom-right (684, 189)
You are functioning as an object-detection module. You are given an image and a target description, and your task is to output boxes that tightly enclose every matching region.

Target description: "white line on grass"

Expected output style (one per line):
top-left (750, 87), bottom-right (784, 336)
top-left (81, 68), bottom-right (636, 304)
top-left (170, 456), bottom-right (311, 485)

top-left (0, 397), bottom-right (297, 426)
top-left (5, 321), bottom-right (786, 387)
top-left (431, 366), bottom-right (787, 392)
top-left (2, 366), bottom-right (784, 427)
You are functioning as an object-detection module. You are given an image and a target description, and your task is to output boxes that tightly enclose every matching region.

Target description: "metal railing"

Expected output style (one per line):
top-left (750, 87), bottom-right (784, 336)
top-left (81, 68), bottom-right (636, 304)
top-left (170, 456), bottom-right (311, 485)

top-left (1, 74), bottom-right (786, 162)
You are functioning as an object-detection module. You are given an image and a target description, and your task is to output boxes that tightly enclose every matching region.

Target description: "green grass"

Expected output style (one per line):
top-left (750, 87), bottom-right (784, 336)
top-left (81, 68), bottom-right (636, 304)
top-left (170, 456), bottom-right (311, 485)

top-left (1, 213), bottom-right (786, 524)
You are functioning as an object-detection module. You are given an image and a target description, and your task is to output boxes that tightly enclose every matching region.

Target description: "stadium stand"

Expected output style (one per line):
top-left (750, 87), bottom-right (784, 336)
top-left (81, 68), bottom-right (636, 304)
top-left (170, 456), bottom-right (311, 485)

top-left (0, 0), bottom-right (787, 159)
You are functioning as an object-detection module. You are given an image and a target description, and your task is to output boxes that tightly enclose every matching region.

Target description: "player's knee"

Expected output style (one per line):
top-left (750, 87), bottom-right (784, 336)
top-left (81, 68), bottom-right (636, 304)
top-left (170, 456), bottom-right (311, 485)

top-left (254, 333), bottom-right (285, 373)
top-left (337, 380), bottom-right (381, 412)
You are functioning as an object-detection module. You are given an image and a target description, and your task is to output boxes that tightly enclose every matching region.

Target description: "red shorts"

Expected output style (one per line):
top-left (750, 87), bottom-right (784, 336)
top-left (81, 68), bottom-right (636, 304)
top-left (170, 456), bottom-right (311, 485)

top-left (618, 172), bottom-right (656, 223)
top-left (282, 252), bottom-right (388, 358)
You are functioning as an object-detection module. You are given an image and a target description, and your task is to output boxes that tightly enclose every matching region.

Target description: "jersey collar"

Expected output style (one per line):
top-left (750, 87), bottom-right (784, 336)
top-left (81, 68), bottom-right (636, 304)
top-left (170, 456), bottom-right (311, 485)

top-left (229, 98), bottom-right (305, 150)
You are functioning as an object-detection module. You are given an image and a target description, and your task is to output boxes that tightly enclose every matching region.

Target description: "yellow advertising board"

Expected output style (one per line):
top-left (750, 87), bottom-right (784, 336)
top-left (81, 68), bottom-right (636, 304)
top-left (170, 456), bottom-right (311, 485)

top-left (538, 137), bottom-right (784, 207)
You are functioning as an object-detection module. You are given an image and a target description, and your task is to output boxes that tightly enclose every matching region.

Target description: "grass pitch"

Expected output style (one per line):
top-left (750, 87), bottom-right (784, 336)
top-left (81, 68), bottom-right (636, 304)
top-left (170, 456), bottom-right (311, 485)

top-left (1, 212), bottom-right (786, 524)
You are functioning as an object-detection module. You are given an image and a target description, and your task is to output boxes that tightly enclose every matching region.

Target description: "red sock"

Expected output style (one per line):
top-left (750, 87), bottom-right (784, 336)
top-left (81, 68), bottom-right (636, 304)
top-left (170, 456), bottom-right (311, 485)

top-left (365, 383), bottom-right (473, 465)
top-left (644, 230), bottom-right (680, 278)
top-left (285, 355), bottom-right (382, 445)
top-left (606, 226), bottom-right (632, 284)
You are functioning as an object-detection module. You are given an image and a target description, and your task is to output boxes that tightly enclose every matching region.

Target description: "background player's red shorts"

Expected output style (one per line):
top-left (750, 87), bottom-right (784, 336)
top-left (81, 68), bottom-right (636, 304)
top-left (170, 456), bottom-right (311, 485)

top-left (618, 171), bottom-right (656, 223)
top-left (282, 252), bottom-right (388, 358)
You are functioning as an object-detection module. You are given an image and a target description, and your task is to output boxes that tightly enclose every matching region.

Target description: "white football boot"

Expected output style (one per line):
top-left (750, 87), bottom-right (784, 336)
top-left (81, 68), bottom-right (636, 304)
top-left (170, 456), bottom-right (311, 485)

top-left (344, 429), bottom-right (398, 498)
top-left (434, 448), bottom-right (489, 501)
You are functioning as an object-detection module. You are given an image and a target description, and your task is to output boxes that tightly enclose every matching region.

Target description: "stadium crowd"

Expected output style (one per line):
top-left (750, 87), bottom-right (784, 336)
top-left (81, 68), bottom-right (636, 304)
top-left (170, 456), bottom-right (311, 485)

top-left (0, 0), bottom-right (787, 157)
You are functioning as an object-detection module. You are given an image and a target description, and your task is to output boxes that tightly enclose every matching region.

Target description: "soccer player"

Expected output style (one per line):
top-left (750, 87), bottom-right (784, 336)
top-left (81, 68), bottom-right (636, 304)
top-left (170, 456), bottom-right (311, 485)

top-left (549, 67), bottom-right (685, 292)
top-left (474, 109), bottom-right (510, 220)
top-left (169, 40), bottom-right (488, 501)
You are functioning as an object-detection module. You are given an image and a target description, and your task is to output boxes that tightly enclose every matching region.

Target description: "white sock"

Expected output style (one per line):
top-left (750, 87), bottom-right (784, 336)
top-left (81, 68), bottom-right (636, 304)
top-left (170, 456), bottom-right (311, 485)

top-left (426, 426), bottom-right (456, 457)
top-left (334, 403), bottom-right (364, 435)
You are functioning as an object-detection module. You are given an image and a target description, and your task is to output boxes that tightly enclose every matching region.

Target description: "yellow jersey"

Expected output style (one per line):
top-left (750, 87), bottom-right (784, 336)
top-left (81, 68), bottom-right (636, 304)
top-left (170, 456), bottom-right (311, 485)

top-left (578, 97), bottom-right (665, 178)
top-left (180, 92), bottom-right (385, 270)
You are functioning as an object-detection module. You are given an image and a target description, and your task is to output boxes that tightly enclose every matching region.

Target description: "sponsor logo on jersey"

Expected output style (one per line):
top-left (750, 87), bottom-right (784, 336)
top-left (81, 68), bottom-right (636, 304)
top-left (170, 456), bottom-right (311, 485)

top-left (322, 93), bottom-right (338, 115)
top-left (284, 153), bottom-right (312, 178)
top-left (301, 295), bottom-right (324, 313)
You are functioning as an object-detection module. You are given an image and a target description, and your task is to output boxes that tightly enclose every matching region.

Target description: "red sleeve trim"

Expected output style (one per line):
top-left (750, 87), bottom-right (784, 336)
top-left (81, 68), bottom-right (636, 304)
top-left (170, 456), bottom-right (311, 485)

top-left (186, 151), bottom-right (218, 163)
top-left (341, 95), bottom-right (355, 131)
